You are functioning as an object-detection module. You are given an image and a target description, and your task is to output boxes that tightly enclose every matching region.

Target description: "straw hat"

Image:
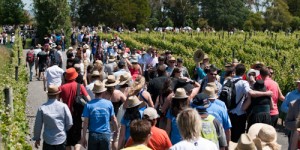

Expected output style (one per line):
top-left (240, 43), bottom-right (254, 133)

top-left (193, 49), bottom-right (205, 62)
top-left (173, 88), bottom-right (188, 99)
top-left (108, 55), bottom-right (116, 62)
top-left (233, 58), bottom-right (240, 64)
top-left (83, 44), bottom-right (89, 49)
top-left (168, 56), bottom-right (176, 62)
top-left (103, 75), bottom-right (120, 87)
top-left (118, 73), bottom-right (131, 86)
top-left (248, 123), bottom-right (281, 150)
top-left (92, 81), bottom-right (107, 93)
top-left (206, 82), bottom-right (218, 91)
top-left (203, 86), bottom-right (218, 99)
top-left (126, 96), bottom-right (142, 108)
top-left (229, 133), bottom-right (258, 150)
top-left (47, 85), bottom-right (61, 95)
top-left (65, 68), bottom-right (78, 81)
top-left (91, 70), bottom-right (100, 77)
top-left (203, 54), bottom-right (209, 60)
top-left (36, 44), bottom-right (42, 48)
top-left (68, 47), bottom-right (74, 51)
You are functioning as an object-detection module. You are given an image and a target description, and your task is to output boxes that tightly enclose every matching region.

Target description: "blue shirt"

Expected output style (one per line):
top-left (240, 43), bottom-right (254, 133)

top-left (213, 99), bottom-right (227, 110)
top-left (206, 102), bottom-right (232, 130)
top-left (33, 99), bottom-right (73, 145)
top-left (166, 109), bottom-right (182, 144)
top-left (196, 67), bottom-right (206, 80)
top-left (281, 89), bottom-right (300, 113)
top-left (121, 107), bottom-right (145, 141)
top-left (82, 98), bottom-right (115, 134)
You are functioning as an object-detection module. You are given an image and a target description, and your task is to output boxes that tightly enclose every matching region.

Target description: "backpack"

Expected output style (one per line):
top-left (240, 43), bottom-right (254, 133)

top-left (72, 83), bottom-right (88, 118)
top-left (218, 79), bottom-right (242, 110)
top-left (26, 51), bottom-right (35, 64)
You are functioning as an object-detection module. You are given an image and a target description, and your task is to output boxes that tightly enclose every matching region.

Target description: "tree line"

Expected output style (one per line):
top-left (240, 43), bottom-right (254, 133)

top-left (1, 0), bottom-right (300, 40)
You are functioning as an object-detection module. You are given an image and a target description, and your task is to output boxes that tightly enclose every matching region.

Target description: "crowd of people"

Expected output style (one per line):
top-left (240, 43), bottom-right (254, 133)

top-left (26, 31), bottom-right (300, 150)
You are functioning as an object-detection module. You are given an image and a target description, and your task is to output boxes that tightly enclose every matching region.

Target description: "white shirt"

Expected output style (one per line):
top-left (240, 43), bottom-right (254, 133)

top-left (85, 49), bottom-right (91, 63)
top-left (170, 138), bottom-right (218, 150)
top-left (86, 82), bottom-right (95, 99)
top-left (44, 65), bottom-right (64, 87)
top-left (229, 76), bottom-right (252, 116)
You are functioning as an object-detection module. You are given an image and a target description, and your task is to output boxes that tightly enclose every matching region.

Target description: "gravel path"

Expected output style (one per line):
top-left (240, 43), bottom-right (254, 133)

top-left (25, 49), bottom-right (67, 149)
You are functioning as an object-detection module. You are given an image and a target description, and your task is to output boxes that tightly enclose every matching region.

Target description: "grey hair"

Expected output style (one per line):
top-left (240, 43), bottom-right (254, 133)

top-left (176, 108), bottom-right (202, 141)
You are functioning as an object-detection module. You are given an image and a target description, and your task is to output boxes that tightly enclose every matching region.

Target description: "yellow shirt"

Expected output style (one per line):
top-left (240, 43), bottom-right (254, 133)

top-left (122, 145), bottom-right (152, 150)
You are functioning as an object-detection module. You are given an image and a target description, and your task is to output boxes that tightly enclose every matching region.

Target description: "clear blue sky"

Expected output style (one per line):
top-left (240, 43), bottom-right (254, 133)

top-left (22, 0), bottom-right (32, 10)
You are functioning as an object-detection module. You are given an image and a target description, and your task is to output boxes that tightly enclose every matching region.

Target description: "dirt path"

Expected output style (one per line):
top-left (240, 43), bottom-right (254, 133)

top-left (25, 50), bottom-right (67, 149)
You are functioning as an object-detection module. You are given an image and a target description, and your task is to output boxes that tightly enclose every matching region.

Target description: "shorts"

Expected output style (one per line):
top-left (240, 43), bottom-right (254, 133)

top-left (66, 116), bottom-right (82, 146)
top-left (39, 63), bottom-right (46, 72)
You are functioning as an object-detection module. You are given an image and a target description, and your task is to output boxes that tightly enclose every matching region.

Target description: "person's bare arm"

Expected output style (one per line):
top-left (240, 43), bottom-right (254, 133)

top-left (118, 125), bottom-right (126, 149)
top-left (242, 94), bottom-right (251, 111)
top-left (146, 92), bottom-right (154, 107)
top-left (278, 85), bottom-right (285, 101)
top-left (111, 115), bottom-right (118, 150)
top-left (166, 119), bottom-right (171, 137)
top-left (225, 129), bottom-right (231, 147)
top-left (161, 94), bottom-right (173, 114)
top-left (249, 90), bottom-right (273, 98)
top-left (188, 81), bottom-right (200, 101)
top-left (79, 117), bottom-right (88, 148)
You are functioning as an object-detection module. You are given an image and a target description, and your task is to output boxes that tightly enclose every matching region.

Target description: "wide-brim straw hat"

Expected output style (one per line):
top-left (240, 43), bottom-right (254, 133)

top-left (108, 55), bottom-right (116, 62)
top-left (247, 123), bottom-right (281, 150)
top-left (65, 68), bottom-right (78, 81)
top-left (229, 133), bottom-right (258, 150)
top-left (68, 47), bottom-right (74, 51)
top-left (232, 58), bottom-right (240, 64)
top-left (47, 85), bottom-right (61, 95)
top-left (91, 70), bottom-right (100, 77)
top-left (193, 49), bottom-right (205, 62)
top-left (126, 96), bottom-right (142, 108)
top-left (118, 73), bottom-right (131, 86)
top-left (92, 81), bottom-right (107, 93)
top-left (173, 88), bottom-right (188, 99)
top-left (203, 86), bottom-right (218, 99)
top-left (103, 75), bottom-right (120, 87)
top-left (36, 44), bottom-right (42, 48)
top-left (83, 44), bottom-right (89, 49)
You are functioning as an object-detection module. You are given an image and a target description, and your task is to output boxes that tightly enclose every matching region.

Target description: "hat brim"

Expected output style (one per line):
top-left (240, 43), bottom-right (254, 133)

top-left (108, 59), bottom-right (115, 62)
top-left (126, 100), bottom-right (143, 109)
top-left (93, 88), bottom-right (107, 93)
top-left (47, 90), bottom-right (61, 95)
top-left (103, 79), bottom-right (120, 87)
top-left (228, 141), bottom-right (238, 150)
top-left (207, 94), bottom-right (218, 99)
top-left (66, 72), bottom-right (78, 81)
top-left (172, 95), bottom-right (189, 99)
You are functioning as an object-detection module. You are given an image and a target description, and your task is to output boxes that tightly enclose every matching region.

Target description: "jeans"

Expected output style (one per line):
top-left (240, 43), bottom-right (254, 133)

top-left (28, 63), bottom-right (34, 81)
top-left (43, 141), bottom-right (66, 150)
top-left (88, 132), bottom-right (111, 150)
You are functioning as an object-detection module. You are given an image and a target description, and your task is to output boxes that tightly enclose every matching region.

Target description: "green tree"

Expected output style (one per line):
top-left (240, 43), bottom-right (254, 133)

top-left (243, 12), bottom-right (265, 31)
top-left (286, 0), bottom-right (300, 16)
top-left (33, 0), bottom-right (71, 44)
top-left (290, 16), bottom-right (300, 31)
top-left (0, 0), bottom-right (28, 25)
top-left (264, 0), bottom-right (292, 31)
top-left (200, 0), bottom-right (250, 30)
top-left (162, 18), bottom-right (174, 27)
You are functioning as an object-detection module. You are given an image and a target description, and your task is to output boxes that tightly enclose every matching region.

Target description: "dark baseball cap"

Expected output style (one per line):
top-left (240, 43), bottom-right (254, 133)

top-left (191, 93), bottom-right (211, 114)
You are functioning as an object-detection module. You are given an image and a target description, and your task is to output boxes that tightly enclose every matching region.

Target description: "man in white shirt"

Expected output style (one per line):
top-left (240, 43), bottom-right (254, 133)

top-left (43, 62), bottom-right (64, 91)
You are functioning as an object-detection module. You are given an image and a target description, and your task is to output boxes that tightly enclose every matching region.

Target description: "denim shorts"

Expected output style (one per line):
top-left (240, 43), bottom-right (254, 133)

top-left (88, 132), bottom-right (111, 150)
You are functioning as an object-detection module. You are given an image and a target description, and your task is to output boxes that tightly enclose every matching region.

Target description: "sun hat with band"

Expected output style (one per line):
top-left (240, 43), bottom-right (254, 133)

top-left (47, 85), bottom-right (61, 95)
top-left (203, 86), bottom-right (218, 99)
top-left (126, 96), bottom-right (143, 109)
top-left (65, 68), bottom-right (78, 81)
top-left (118, 73), bottom-right (131, 86)
top-left (143, 107), bottom-right (160, 120)
top-left (173, 88), bottom-right (188, 99)
top-left (103, 75), bottom-right (120, 87)
top-left (91, 70), bottom-right (100, 77)
top-left (108, 55), bottom-right (116, 63)
top-left (92, 81), bottom-right (107, 93)
top-left (247, 123), bottom-right (281, 150)
top-left (229, 133), bottom-right (258, 150)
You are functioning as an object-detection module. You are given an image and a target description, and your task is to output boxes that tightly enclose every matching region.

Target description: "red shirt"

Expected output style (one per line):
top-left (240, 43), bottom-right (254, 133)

top-left (59, 81), bottom-right (88, 113)
top-left (264, 77), bottom-right (279, 115)
top-left (125, 126), bottom-right (172, 150)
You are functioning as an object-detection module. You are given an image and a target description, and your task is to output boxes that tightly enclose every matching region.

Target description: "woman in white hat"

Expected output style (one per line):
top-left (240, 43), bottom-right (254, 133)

top-left (118, 96), bottom-right (145, 149)
top-left (165, 88), bottom-right (190, 145)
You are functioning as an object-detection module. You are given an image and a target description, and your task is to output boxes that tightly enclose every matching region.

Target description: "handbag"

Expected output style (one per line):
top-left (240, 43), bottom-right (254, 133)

top-left (73, 83), bottom-right (88, 117)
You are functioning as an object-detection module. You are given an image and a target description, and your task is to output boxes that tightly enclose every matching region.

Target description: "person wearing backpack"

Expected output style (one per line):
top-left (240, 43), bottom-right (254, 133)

top-left (228, 64), bottom-right (273, 142)
top-left (26, 47), bottom-right (35, 81)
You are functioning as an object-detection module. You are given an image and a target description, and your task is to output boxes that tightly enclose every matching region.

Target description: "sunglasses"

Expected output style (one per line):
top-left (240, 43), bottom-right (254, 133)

top-left (210, 73), bottom-right (217, 76)
top-left (169, 61), bottom-right (176, 63)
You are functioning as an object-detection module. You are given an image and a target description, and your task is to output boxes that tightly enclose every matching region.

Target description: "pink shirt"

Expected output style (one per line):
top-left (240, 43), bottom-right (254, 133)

top-left (264, 77), bottom-right (279, 115)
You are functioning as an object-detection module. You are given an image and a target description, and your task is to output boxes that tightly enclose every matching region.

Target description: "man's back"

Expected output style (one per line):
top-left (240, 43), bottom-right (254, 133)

top-left (37, 51), bottom-right (48, 64)
top-left (45, 65), bottom-right (64, 87)
top-left (33, 100), bottom-right (72, 145)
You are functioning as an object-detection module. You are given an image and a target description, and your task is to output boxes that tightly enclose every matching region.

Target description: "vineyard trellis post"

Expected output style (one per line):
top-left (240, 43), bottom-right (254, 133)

top-left (4, 87), bottom-right (13, 113)
top-left (15, 66), bottom-right (18, 81)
